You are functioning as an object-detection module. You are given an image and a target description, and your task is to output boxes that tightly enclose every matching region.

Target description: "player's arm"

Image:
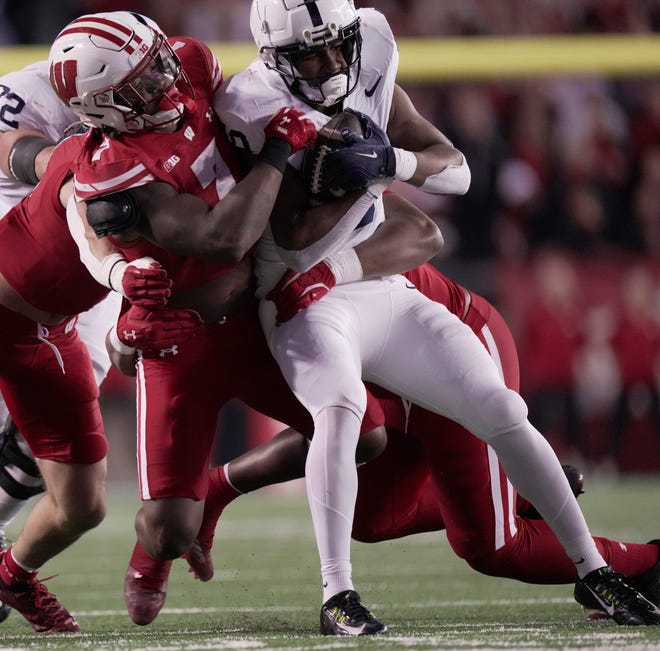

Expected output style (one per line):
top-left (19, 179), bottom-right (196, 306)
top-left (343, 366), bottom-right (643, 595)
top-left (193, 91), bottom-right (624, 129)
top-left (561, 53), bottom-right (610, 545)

top-left (385, 84), bottom-right (470, 194)
top-left (266, 176), bottom-right (444, 324)
top-left (0, 128), bottom-right (56, 184)
top-left (127, 160), bottom-right (294, 263)
top-left (83, 107), bottom-right (316, 265)
top-left (271, 174), bottom-right (443, 277)
top-left (67, 197), bottom-right (172, 309)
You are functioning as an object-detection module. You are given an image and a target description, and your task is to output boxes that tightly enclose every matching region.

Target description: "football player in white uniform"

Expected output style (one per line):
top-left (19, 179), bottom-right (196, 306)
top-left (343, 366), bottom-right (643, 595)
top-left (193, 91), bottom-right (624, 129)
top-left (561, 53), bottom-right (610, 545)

top-left (0, 61), bottom-right (122, 623)
top-left (214, 0), bottom-right (660, 633)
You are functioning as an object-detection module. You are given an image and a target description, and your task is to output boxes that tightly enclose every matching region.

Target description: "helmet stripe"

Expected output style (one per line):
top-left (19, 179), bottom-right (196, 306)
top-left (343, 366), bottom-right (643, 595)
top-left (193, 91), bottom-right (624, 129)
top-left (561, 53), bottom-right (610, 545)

top-left (66, 15), bottom-right (135, 38)
top-left (303, 1), bottom-right (323, 27)
top-left (57, 16), bottom-right (144, 53)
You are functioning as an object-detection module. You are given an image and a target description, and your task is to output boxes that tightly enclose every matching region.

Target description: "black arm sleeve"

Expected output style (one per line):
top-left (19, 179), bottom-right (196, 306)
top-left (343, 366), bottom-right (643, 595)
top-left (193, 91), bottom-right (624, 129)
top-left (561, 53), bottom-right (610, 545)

top-left (7, 135), bottom-right (55, 185)
top-left (86, 189), bottom-right (144, 238)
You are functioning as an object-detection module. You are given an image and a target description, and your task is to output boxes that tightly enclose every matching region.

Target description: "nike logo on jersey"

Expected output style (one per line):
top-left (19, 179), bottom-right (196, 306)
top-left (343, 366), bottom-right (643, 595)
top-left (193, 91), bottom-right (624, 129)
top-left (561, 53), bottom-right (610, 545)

top-left (405, 282), bottom-right (416, 289)
top-left (365, 75), bottom-right (383, 98)
top-left (575, 558), bottom-right (585, 564)
top-left (355, 151), bottom-right (378, 158)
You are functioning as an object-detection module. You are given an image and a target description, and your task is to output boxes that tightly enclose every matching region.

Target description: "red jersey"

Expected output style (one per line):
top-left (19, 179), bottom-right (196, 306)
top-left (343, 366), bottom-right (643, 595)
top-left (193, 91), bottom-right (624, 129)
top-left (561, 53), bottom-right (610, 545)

top-left (0, 134), bottom-right (109, 315)
top-left (404, 263), bottom-right (485, 333)
top-left (73, 37), bottom-right (243, 291)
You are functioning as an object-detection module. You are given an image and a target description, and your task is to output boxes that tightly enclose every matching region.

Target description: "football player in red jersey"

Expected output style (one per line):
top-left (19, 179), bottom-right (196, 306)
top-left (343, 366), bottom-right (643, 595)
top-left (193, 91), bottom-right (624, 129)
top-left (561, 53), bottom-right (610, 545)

top-left (0, 59), bottom-right (124, 627)
top-left (48, 10), bottom-right (444, 629)
top-left (0, 114), bottom-right (191, 631)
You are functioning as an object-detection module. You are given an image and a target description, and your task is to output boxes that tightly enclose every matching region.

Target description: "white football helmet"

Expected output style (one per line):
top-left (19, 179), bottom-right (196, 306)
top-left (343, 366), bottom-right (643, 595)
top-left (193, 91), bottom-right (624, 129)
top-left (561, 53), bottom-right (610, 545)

top-left (48, 11), bottom-right (187, 133)
top-left (250, 0), bottom-right (362, 109)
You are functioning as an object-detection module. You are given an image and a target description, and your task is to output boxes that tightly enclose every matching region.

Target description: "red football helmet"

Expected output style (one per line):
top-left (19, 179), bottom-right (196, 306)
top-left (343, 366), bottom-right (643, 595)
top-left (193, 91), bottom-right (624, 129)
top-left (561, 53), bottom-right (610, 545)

top-left (48, 11), bottom-right (187, 133)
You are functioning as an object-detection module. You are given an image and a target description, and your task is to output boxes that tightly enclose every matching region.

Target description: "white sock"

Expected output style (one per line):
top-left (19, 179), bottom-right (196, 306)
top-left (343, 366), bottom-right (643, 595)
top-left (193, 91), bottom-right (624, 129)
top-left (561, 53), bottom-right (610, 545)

top-left (305, 406), bottom-right (360, 603)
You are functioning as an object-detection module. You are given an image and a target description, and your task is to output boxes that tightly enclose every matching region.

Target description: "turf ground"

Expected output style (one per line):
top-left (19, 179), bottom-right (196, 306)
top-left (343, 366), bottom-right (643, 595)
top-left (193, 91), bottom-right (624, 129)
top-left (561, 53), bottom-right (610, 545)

top-left (1, 476), bottom-right (660, 650)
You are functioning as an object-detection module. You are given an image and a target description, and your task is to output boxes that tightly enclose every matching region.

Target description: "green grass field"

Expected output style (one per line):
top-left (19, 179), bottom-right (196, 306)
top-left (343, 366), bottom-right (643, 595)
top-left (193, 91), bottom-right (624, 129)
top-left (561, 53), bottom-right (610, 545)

top-left (1, 476), bottom-right (660, 650)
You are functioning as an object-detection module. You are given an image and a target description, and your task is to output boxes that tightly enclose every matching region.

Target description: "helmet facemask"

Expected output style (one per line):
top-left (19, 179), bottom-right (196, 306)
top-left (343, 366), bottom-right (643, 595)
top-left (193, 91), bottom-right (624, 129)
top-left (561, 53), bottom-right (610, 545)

top-left (275, 24), bottom-right (362, 107)
top-left (109, 34), bottom-right (184, 132)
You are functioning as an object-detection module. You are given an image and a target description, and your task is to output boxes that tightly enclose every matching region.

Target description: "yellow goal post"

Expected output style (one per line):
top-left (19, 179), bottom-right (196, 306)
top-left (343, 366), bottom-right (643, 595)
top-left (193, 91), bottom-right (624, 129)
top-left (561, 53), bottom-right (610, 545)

top-left (1, 34), bottom-right (660, 80)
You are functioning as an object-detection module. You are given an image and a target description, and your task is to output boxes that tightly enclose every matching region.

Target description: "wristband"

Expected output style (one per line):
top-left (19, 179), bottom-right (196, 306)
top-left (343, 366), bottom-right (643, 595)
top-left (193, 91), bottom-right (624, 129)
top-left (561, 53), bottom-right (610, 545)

top-left (257, 138), bottom-right (293, 174)
top-left (104, 255), bottom-right (128, 293)
top-left (109, 326), bottom-right (136, 356)
top-left (324, 248), bottom-right (364, 285)
top-left (393, 148), bottom-right (418, 182)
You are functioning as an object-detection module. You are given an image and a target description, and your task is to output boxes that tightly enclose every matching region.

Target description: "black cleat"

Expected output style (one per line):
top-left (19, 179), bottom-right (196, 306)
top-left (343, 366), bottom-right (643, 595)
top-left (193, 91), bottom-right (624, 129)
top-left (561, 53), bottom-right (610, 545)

top-left (574, 566), bottom-right (660, 625)
top-left (628, 540), bottom-right (660, 607)
top-left (320, 590), bottom-right (387, 636)
top-left (522, 464), bottom-right (584, 519)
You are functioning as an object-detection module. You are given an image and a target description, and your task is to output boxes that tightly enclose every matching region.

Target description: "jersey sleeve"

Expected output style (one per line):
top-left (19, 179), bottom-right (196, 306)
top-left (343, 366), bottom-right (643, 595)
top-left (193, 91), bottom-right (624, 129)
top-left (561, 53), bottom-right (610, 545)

top-left (73, 135), bottom-right (156, 201)
top-left (0, 61), bottom-right (78, 140)
top-left (171, 37), bottom-right (223, 98)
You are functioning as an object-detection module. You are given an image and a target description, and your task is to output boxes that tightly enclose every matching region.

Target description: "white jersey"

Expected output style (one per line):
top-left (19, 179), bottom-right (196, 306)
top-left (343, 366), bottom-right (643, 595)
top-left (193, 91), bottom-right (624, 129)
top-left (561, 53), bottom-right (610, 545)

top-left (214, 8), bottom-right (399, 296)
top-left (0, 61), bottom-right (120, 431)
top-left (0, 61), bottom-right (79, 217)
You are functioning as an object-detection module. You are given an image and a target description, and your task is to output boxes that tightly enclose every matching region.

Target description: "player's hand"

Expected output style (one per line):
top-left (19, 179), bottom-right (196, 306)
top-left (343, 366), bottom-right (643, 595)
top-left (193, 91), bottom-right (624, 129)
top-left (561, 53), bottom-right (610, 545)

top-left (322, 141), bottom-right (396, 193)
top-left (266, 262), bottom-right (336, 325)
top-left (112, 257), bottom-right (172, 309)
top-left (320, 109), bottom-right (395, 193)
top-left (264, 107), bottom-right (317, 154)
top-left (115, 305), bottom-right (203, 352)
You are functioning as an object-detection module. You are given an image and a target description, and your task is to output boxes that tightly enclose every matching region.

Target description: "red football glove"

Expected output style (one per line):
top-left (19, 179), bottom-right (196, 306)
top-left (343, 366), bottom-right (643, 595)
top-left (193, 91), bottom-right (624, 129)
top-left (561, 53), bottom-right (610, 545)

top-left (266, 261), bottom-right (337, 325)
top-left (110, 257), bottom-right (172, 309)
top-left (114, 305), bottom-right (203, 353)
top-left (264, 107), bottom-right (317, 155)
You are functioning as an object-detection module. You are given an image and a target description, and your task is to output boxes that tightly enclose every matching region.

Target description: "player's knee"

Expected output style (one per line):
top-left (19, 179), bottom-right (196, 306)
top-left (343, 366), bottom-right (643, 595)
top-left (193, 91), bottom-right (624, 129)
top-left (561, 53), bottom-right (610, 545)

top-left (142, 519), bottom-right (197, 560)
top-left (476, 388), bottom-right (528, 439)
top-left (465, 547), bottom-right (523, 580)
top-left (62, 497), bottom-right (106, 533)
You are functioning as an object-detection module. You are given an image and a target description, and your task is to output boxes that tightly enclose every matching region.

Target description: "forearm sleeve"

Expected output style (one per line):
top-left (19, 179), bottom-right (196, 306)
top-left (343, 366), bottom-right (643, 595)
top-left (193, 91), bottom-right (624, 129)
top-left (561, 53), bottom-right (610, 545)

top-left (420, 154), bottom-right (471, 195)
top-left (66, 195), bottom-right (122, 288)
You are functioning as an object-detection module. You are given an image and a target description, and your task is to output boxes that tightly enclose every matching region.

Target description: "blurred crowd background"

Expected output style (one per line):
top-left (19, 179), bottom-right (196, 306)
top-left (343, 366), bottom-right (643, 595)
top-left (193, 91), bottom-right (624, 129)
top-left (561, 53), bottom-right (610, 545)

top-left (2, 0), bottom-right (658, 478)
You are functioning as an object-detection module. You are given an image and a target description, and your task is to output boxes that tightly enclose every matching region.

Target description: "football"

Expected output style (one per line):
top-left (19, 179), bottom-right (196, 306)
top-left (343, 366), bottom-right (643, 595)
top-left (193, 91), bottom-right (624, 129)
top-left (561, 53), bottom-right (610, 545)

top-left (302, 110), bottom-right (367, 203)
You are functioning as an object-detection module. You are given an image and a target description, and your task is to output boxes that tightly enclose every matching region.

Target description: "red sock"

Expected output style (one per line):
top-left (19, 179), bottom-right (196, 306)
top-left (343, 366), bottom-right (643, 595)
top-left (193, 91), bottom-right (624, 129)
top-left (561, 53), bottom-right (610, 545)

top-left (129, 541), bottom-right (172, 588)
top-left (596, 537), bottom-right (660, 578)
top-left (0, 547), bottom-right (38, 586)
top-left (197, 465), bottom-right (241, 549)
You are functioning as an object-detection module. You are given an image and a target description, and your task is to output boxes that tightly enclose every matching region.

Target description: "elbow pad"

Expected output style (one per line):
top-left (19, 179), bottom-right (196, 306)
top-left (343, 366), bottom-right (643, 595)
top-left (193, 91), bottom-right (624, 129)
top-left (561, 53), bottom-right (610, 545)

top-left (86, 190), bottom-right (143, 238)
top-left (420, 155), bottom-right (471, 195)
